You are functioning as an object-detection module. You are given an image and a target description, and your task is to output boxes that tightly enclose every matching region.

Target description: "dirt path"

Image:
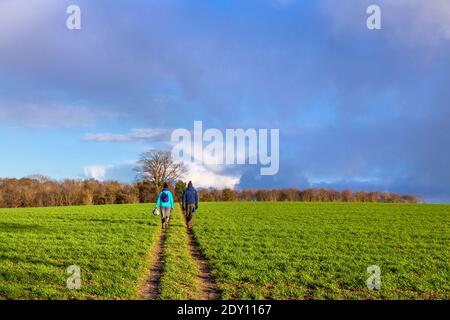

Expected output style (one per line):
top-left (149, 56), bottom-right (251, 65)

top-left (140, 231), bottom-right (166, 300)
top-left (140, 207), bottom-right (219, 300)
top-left (187, 228), bottom-right (221, 300)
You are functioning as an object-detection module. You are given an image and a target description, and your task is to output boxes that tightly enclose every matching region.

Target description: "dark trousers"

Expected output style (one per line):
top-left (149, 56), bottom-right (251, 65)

top-left (185, 204), bottom-right (196, 228)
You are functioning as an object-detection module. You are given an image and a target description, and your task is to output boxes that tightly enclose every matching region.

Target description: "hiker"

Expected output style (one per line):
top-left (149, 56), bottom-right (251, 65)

top-left (182, 181), bottom-right (198, 229)
top-left (154, 182), bottom-right (174, 230)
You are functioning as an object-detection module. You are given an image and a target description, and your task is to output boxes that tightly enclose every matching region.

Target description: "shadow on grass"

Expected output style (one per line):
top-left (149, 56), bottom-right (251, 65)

top-left (52, 217), bottom-right (153, 225)
top-left (0, 253), bottom-right (66, 269)
top-left (0, 222), bottom-right (47, 233)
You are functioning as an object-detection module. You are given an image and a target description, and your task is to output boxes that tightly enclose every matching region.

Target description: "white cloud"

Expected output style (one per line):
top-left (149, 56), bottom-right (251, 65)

top-left (182, 162), bottom-right (240, 189)
top-left (84, 165), bottom-right (109, 181)
top-left (83, 128), bottom-right (172, 143)
top-left (83, 133), bottom-right (131, 143)
top-left (83, 161), bottom-right (138, 182)
top-left (130, 128), bottom-right (171, 140)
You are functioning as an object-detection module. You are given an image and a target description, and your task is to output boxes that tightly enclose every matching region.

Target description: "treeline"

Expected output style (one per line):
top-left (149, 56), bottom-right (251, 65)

top-left (0, 177), bottom-right (141, 208)
top-left (198, 188), bottom-right (420, 203)
top-left (0, 177), bottom-right (420, 208)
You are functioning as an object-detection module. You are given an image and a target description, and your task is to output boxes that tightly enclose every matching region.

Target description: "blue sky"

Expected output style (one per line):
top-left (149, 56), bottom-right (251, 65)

top-left (0, 0), bottom-right (449, 202)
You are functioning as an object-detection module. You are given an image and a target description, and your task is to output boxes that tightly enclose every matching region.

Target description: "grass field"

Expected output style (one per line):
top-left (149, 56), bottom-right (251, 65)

top-left (193, 202), bottom-right (450, 299)
top-left (0, 202), bottom-right (449, 300)
top-left (0, 204), bottom-right (159, 299)
top-left (159, 206), bottom-right (202, 299)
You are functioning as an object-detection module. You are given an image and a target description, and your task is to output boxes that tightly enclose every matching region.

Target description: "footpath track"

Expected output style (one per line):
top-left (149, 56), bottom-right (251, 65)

top-left (140, 205), bottom-right (219, 300)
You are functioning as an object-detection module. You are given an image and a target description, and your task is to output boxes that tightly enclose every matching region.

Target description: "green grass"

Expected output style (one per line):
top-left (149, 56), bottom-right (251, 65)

top-left (159, 205), bottom-right (202, 300)
top-left (0, 204), bottom-right (159, 299)
top-left (1, 202), bottom-right (449, 300)
top-left (193, 202), bottom-right (450, 299)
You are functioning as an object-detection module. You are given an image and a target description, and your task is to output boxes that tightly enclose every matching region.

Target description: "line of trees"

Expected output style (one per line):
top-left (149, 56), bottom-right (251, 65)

top-left (0, 176), bottom-right (140, 208)
top-left (0, 176), bottom-right (419, 208)
top-left (197, 187), bottom-right (420, 203)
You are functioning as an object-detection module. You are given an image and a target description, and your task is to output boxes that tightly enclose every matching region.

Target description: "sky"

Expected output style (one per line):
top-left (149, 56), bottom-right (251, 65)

top-left (0, 0), bottom-right (449, 202)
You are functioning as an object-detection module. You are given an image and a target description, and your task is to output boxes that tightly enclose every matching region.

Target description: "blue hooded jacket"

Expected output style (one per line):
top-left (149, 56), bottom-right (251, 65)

top-left (155, 188), bottom-right (174, 209)
top-left (182, 184), bottom-right (198, 208)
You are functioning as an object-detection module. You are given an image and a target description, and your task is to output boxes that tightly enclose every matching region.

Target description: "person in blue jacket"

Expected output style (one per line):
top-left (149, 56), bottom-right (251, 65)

top-left (182, 181), bottom-right (198, 229)
top-left (155, 182), bottom-right (174, 230)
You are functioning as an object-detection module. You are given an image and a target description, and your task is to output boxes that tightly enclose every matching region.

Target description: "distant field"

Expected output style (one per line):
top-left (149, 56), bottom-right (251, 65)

top-left (193, 202), bottom-right (450, 299)
top-left (0, 204), bottom-right (158, 299)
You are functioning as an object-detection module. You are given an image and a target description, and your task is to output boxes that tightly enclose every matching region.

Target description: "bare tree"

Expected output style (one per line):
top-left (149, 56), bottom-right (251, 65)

top-left (134, 150), bottom-right (186, 192)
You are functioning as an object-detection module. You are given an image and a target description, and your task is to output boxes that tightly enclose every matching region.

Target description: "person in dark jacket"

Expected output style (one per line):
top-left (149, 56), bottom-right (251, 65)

top-left (182, 181), bottom-right (198, 229)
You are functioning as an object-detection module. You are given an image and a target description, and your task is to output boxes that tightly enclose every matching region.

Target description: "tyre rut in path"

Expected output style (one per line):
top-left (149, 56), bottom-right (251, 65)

top-left (187, 227), bottom-right (221, 300)
top-left (140, 231), bottom-right (166, 300)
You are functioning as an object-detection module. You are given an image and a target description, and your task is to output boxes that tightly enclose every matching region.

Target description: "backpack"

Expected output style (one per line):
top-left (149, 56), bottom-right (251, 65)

top-left (160, 191), bottom-right (169, 203)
